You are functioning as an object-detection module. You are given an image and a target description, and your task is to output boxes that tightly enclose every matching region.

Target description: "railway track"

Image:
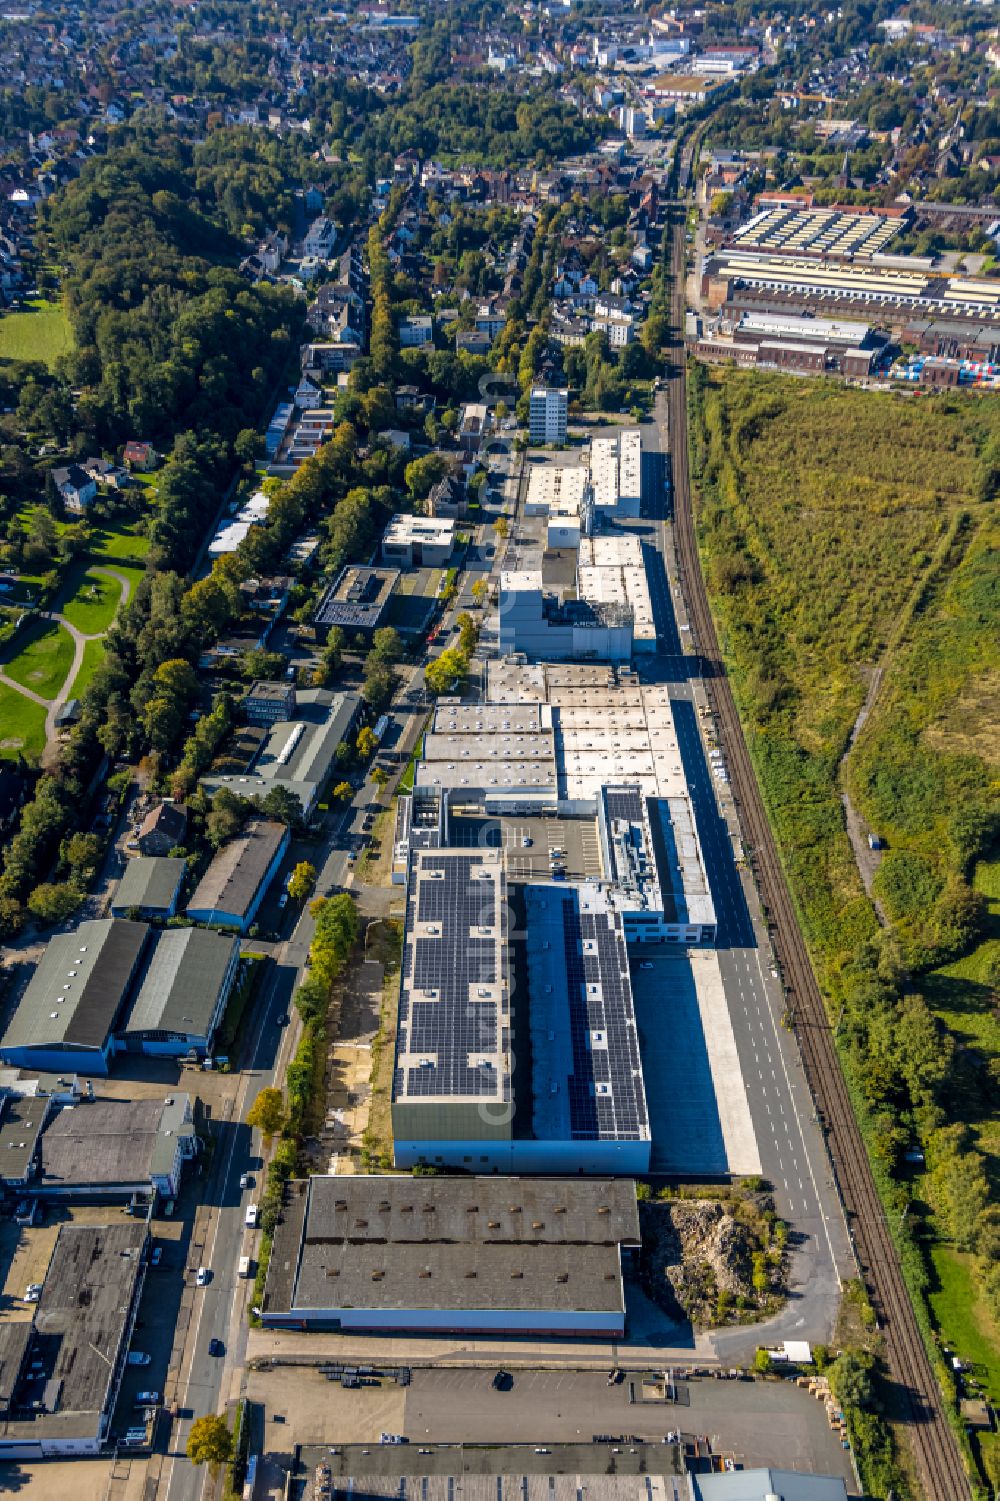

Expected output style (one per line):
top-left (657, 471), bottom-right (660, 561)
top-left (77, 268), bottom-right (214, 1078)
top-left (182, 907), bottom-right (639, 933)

top-left (664, 209), bottom-right (971, 1501)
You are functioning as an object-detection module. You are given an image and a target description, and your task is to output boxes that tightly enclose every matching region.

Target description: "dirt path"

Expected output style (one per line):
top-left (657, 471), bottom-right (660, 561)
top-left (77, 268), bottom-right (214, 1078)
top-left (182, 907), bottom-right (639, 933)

top-left (838, 664), bottom-right (888, 923)
top-left (40, 566), bottom-right (134, 768)
top-left (0, 668), bottom-right (47, 708)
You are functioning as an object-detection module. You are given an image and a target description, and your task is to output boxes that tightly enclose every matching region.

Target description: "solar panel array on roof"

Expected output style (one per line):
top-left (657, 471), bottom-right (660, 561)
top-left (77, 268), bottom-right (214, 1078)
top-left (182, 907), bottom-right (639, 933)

top-left (730, 204), bottom-right (901, 257)
top-left (394, 851), bottom-right (508, 1105)
top-left (314, 567), bottom-right (399, 631)
top-left (528, 886), bottom-right (648, 1145)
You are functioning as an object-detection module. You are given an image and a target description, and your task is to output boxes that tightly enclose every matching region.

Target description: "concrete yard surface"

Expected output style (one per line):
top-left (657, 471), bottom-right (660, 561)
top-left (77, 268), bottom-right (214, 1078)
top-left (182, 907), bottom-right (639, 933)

top-left (631, 950), bottom-right (759, 1176)
top-left (249, 1364), bottom-right (407, 1444)
top-left (0, 1454), bottom-right (149, 1501)
top-left (245, 1368), bottom-right (857, 1494)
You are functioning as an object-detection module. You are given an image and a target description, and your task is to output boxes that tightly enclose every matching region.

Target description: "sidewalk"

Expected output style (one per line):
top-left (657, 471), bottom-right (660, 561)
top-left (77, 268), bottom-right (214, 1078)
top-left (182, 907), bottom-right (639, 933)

top-left (246, 1324), bottom-right (715, 1372)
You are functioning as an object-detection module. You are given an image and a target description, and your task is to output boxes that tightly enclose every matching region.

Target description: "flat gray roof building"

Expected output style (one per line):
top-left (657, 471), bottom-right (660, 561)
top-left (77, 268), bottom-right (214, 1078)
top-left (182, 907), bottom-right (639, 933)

top-left (261, 1175), bottom-right (639, 1337)
top-left (0, 919), bottom-right (149, 1076)
top-left (294, 1446), bottom-right (687, 1501)
top-left (0, 1222), bottom-right (146, 1457)
top-left (186, 819), bottom-right (290, 931)
top-left (110, 856), bottom-right (186, 919)
top-left (694, 1473), bottom-right (847, 1501)
top-left (416, 702), bottom-right (559, 807)
top-left (0, 1325), bottom-right (32, 1420)
top-left (0, 1092), bottom-right (51, 1188)
top-left (33, 1094), bottom-right (195, 1200)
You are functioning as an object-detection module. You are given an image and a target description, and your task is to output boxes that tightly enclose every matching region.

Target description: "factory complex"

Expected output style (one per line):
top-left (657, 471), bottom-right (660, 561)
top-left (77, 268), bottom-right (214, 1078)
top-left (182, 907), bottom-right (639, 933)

top-left (265, 420), bottom-right (764, 1341)
top-left (379, 424), bottom-right (759, 1184)
top-left (698, 204), bottom-right (1000, 363)
top-left (498, 436), bottom-right (655, 663)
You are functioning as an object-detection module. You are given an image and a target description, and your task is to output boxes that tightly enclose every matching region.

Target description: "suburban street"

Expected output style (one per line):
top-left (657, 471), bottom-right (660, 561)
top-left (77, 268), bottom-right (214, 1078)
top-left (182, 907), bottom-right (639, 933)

top-left (162, 498), bottom-right (508, 1501)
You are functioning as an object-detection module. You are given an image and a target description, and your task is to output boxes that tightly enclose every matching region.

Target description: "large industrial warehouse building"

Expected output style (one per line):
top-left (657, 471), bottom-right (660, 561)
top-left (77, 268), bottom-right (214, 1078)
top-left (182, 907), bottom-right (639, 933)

top-left (390, 848), bottom-right (651, 1174)
top-left (260, 1175), bottom-right (640, 1336)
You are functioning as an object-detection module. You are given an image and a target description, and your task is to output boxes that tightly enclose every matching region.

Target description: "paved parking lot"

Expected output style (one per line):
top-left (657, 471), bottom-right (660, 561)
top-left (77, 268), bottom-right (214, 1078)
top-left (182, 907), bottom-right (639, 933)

top-left (246, 1367), bottom-right (856, 1491)
top-left (0, 1219), bottom-right (58, 1321)
top-left (0, 1454), bottom-right (149, 1501)
top-left (630, 950), bottom-right (760, 1176)
top-left (449, 813), bottom-right (602, 883)
top-left (0, 1203), bottom-right (142, 1325)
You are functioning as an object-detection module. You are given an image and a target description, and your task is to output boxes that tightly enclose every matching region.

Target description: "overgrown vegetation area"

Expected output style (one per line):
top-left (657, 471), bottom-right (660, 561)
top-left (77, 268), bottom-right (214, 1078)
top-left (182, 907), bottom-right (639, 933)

top-left (638, 1181), bottom-right (787, 1329)
top-left (688, 367), bottom-right (1000, 1495)
top-left (250, 892), bottom-right (360, 1325)
top-left (360, 919), bottom-right (404, 1172)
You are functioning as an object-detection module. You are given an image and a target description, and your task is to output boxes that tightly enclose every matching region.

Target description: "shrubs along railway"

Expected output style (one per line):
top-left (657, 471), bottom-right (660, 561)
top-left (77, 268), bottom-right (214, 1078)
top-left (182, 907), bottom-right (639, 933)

top-left (665, 207), bottom-right (971, 1501)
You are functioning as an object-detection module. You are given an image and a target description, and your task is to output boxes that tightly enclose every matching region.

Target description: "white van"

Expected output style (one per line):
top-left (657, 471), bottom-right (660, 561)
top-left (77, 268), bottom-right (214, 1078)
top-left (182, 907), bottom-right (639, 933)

top-left (238, 1255), bottom-right (252, 1279)
top-left (245, 1204), bottom-right (259, 1228)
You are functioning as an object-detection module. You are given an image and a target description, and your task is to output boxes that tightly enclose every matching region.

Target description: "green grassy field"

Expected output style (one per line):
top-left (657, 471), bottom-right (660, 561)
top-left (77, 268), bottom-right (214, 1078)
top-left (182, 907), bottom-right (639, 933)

top-left (129, 471), bottom-right (159, 504)
top-left (0, 299), bottom-right (74, 370)
top-left (0, 682), bottom-right (47, 759)
top-left (87, 520), bottom-right (152, 561)
top-left (929, 1245), bottom-right (1000, 1393)
top-left (15, 502), bottom-right (72, 538)
top-left (928, 1245), bottom-right (1000, 1483)
top-left (3, 619), bottom-right (75, 700)
top-left (66, 637), bottom-right (105, 701)
top-left (59, 568), bottom-right (123, 636)
top-left (689, 367), bottom-right (1000, 1492)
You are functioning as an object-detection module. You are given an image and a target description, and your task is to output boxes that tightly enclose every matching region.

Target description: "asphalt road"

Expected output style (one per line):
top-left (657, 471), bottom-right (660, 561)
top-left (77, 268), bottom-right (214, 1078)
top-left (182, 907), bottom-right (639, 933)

top-left (635, 390), bottom-right (852, 1355)
top-left (164, 949), bottom-right (296, 1501)
top-left (163, 512), bottom-right (505, 1501)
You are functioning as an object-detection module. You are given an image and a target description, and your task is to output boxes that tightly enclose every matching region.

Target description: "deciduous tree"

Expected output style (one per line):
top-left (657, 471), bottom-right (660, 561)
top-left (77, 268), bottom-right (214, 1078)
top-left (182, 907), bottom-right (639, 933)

top-left (246, 1087), bottom-right (286, 1145)
top-left (186, 1414), bottom-right (234, 1469)
top-left (287, 861), bottom-right (317, 901)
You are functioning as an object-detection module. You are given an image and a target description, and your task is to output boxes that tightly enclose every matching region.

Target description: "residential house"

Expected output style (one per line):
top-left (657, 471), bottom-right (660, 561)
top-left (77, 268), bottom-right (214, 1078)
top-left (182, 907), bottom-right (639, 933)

top-left (395, 386), bottom-right (436, 415)
top-left (237, 574), bottom-right (292, 619)
top-left (122, 441), bottom-right (158, 472)
top-left (456, 329), bottom-right (491, 356)
top-left (458, 402), bottom-right (489, 455)
top-left (81, 457), bottom-right (128, 490)
top-left (301, 215), bottom-right (337, 259)
top-left (50, 464), bottom-right (97, 514)
top-left (300, 342), bottom-right (360, 375)
top-left (294, 374), bottom-right (324, 409)
top-left (136, 801), bottom-right (188, 857)
top-left (426, 474), bottom-right (467, 518)
top-left (399, 314), bottom-right (433, 347)
top-left (475, 298), bottom-right (507, 341)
